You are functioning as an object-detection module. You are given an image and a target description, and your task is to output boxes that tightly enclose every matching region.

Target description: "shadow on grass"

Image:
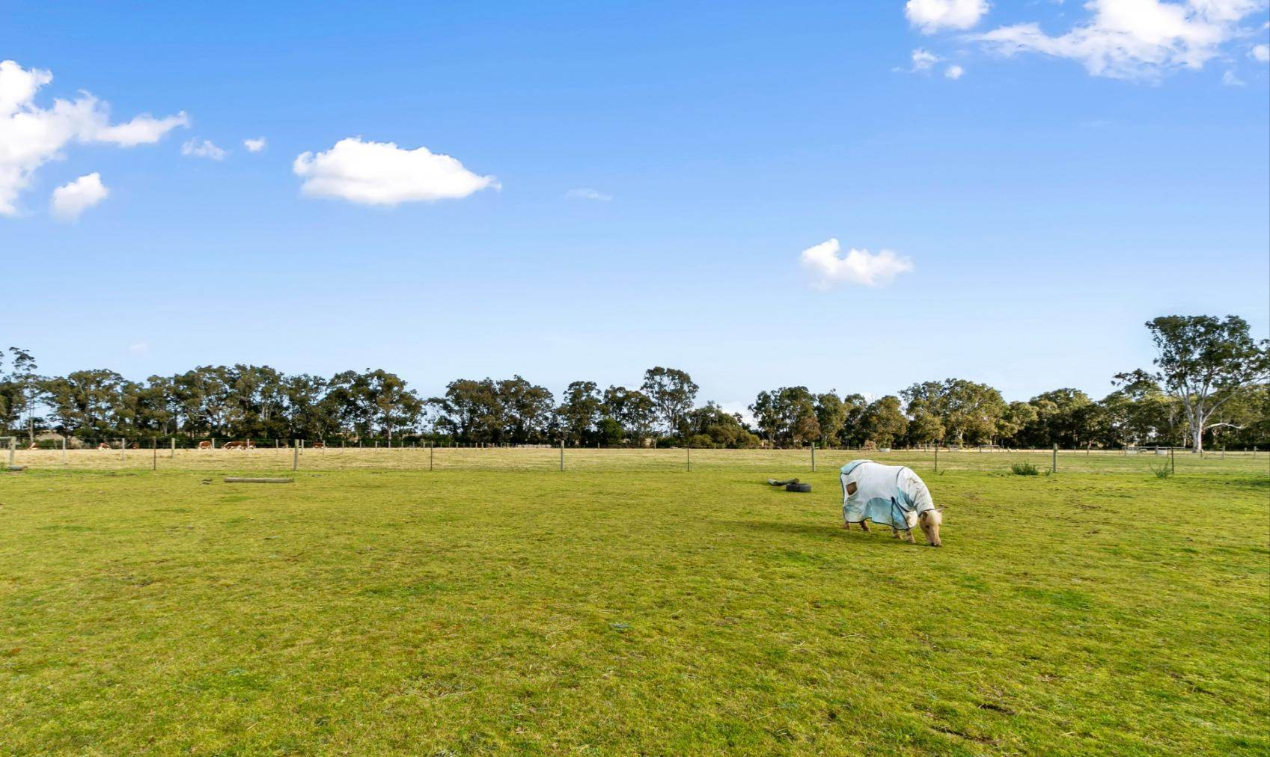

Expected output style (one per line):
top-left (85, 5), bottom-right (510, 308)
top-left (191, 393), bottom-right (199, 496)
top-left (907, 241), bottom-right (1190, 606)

top-left (720, 519), bottom-right (902, 549)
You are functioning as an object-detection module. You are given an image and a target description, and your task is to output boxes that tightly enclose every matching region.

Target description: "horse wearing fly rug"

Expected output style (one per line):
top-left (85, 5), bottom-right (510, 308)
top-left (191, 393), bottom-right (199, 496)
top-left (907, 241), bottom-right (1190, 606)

top-left (840, 460), bottom-right (943, 546)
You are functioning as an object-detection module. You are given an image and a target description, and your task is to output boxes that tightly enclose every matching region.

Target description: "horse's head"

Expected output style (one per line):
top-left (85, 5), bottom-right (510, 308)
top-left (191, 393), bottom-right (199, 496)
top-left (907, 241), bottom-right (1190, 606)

top-left (918, 508), bottom-right (943, 547)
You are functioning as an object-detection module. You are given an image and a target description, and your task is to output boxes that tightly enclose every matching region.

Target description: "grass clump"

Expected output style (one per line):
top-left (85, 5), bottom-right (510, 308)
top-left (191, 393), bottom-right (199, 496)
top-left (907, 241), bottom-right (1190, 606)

top-left (1150, 462), bottom-right (1175, 479)
top-left (1011, 461), bottom-right (1040, 476)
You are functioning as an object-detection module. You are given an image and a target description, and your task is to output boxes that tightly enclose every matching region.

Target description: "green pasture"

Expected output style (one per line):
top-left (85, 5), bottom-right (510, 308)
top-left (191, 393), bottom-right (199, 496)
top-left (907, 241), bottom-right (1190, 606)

top-left (1, 457), bottom-right (1266, 755)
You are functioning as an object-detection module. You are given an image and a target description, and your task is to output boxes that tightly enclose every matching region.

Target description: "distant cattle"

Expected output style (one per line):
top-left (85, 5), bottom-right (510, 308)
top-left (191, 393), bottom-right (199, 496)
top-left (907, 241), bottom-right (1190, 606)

top-left (130, 443), bottom-right (140, 450)
top-left (223, 441), bottom-right (255, 450)
top-left (310, 442), bottom-right (325, 449)
top-left (98, 443), bottom-right (111, 451)
top-left (28, 443), bottom-right (38, 450)
top-left (198, 441), bottom-right (212, 450)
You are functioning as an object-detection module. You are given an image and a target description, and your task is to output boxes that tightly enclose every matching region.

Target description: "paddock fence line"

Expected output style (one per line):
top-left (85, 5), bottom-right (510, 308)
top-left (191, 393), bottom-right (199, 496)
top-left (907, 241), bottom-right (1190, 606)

top-left (1, 439), bottom-right (1266, 476)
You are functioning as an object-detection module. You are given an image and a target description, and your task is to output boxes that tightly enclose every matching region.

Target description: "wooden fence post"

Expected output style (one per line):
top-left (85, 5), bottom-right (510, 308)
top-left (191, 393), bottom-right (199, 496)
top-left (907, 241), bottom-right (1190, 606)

top-left (120, 439), bottom-right (125, 462)
top-left (171, 437), bottom-right (176, 458)
top-left (934, 444), bottom-right (938, 473)
top-left (1052, 444), bottom-right (1057, 473)
top-left (293, 443), bottom-right (299, 471)
top-left (560, 439), bottom-right (565, 472)
top-left (62, 435), bottom-right (67, 465)
top-left (811, 443), bottom-right (816, 472)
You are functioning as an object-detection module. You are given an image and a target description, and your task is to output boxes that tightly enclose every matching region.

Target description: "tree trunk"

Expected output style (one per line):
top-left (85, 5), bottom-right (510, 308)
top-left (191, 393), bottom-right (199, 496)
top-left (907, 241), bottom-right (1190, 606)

top-left (1192, 423), bottom-right (1204, 454)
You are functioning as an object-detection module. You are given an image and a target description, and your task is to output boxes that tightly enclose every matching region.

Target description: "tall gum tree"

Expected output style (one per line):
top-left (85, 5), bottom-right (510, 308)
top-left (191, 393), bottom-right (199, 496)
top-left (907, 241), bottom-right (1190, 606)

top-left (1129, 315), bottom-right (1269, 453)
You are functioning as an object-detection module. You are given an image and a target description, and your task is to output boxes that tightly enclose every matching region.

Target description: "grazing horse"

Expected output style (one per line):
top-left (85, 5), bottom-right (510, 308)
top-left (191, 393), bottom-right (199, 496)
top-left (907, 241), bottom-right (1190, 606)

top-left (840, 460), bottom-right (943, 547)
top-left (197, 441), bottom-right (212, 450)
top-left (223, 441), bottom-right (254, 450)
top-left (98, 443), bottom-right (110, 451)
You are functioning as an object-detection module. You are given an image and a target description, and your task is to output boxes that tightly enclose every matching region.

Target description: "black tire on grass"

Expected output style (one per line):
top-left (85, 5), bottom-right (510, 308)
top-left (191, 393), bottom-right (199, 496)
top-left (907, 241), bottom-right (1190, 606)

top-left (786, 483), bottom-right (811, 493)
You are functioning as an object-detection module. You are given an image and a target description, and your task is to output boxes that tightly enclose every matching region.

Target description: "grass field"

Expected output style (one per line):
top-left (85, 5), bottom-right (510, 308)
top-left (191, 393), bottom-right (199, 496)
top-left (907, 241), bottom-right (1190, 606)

top-left (2, 452), bottom-right (1267, 756)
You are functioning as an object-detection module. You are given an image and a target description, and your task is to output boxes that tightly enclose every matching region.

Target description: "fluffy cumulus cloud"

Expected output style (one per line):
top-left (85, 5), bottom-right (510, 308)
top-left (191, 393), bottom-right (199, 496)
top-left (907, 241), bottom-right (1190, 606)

top-left (182, 139), bottom-right (228, 160)
top-left (906, 0), bottom-right (990, 33)
top-left (945, 64), bottom-right (966, 78)
top-left (50, 172), bottom-right (108, 221)
top-left (974, 0), bottom-right (1269, 79)
top-left (1253, 43), bottom-right (1270, 61)
top-left (798, 239), bottom-right (914, 289)
top-left (243, 136), bottom-right (267, 153)
top-left (565, 187), bottom-right (612, 202)
top-left (0, 60), bottom-right (187, 216)
top-left (292, 137), bottom-right (499, 206)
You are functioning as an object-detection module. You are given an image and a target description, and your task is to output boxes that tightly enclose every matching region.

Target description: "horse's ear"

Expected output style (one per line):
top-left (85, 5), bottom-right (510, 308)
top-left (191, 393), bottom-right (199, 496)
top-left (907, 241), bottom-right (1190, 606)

top-left (936, 507), bottom-right (945, 513)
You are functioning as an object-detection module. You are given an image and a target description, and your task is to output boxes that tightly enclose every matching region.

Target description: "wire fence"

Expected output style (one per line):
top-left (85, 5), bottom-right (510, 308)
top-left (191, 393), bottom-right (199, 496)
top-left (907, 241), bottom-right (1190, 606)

top-left (1, 438), bottom-right (1266, 475)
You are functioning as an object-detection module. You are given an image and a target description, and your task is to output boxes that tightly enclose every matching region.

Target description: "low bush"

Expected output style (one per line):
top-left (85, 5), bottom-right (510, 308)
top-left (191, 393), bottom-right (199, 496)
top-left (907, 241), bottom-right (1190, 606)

top-left (1011, 462), bottom-right (1040, 476)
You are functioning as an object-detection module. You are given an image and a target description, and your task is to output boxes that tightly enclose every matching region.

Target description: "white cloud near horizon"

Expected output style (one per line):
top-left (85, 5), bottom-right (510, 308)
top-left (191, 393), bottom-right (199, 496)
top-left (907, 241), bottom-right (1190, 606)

top-left (50, 172), bottom-right (108, 221)
top-left (565, 187), bottom-right (613, 202)
top-left (293, 137), bottom-right (499, 206)
top-left (182, 138), bottom-right (228, 160)
top-left (906, 0), bottom-right (990, 33)
top-left (0, 59), bottom-right (187, 216)
top-left (974, 0), bottom-right (1269, 79)
top-left (243, 136), bottom-right (267, 153)
top-left (799, 239), bottom-right (915, 289)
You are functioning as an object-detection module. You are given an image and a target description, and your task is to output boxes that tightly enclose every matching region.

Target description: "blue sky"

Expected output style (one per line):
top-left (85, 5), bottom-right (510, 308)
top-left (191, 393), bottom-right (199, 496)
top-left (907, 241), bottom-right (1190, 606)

top-left (3, 1), bottom-right (1268, 415)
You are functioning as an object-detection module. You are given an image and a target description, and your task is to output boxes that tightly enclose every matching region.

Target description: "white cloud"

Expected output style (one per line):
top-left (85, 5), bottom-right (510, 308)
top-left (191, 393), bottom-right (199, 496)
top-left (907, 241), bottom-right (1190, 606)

top-left (181, 138), bottom-right (227, 160)
top-left (0, 59), bottom-right (187, 216)
top-left (293, 137), bottom-right (499, 206)
top-left (565, 187), bottom-right (612, 202)
top-left (50, 172), bottom-right (108, 221)
top-left (911, 48), bottom-right (941, 70)
top-left (1221, 68), bottom-right (1246, 84)
top-left (798, 239), bottom-right (915, 289)
top-left (906, 0), bottom-right (990, 33)
top-left (243, 136), bottom-right (267, 153)
top-left (945, 64), bottom-right (966, 78)
top-left (1252, 43), bottom-right (1270, 61)
top-left (974, 0), bottom-right (1268, 80)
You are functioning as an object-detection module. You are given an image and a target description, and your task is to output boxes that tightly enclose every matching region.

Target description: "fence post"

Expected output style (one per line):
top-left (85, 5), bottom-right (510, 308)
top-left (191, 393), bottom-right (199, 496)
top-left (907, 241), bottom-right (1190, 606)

top-left (1052, 444), bottom-right (1057, 474)
top-left (560, 439), bottom-right (565, 471)
top-left (687, 443), bottom-right (691, 472)
top-left (811, 442), bottom-right (816, 472)
top-left (7, 439), bottom-right (13, 468)
top-left (1170, 445), bottom-right (1175, 474)
top-left (152, 438), bottom-right (157, 471)
top-left (171, 437), bottom-right (176, 458)
top-left (121, 439), bottom-right (125, 462)
top-left (62, 435), bottom-right (67, 465)
top-left (430, 444), bottom-right (434, 472)
top-left (934, 444), bottom-right (938, 473)
top-left (293, 442), bottom-right (299, 471)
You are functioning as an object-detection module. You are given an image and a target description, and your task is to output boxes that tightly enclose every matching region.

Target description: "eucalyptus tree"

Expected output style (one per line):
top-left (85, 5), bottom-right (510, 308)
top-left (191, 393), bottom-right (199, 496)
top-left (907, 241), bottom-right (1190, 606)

top-left (641, 367), bottom-right (698, 438)
top-left (602, 386), bottom-right (655, 445)
top-left (1130, 315), bottom-right (1270, 453)
top-left (557, 380), bottom-right (602, 444)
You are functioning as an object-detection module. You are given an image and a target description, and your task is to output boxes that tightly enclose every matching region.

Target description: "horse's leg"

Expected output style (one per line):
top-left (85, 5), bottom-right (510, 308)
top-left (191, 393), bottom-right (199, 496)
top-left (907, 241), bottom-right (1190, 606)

top-left (859, 520), bottom-right (870, 532)
top-left (891, 527), bottom-right (900, 539)
top-left (842, 521), bottom-right (851, 530)
top-left (902, 529), bottom-right (915, 544)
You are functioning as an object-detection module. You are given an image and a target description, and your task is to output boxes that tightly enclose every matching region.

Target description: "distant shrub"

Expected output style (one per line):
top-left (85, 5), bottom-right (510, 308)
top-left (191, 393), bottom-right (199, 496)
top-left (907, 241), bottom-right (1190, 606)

top-left (862, 440), bottom-right (878, 451)
top-left (1011, 462), bottom-right (1040, 476)
top-left (687, 434), bottom-right (715, 449)
top-left (1149, 463), bottom-right (1174, 479)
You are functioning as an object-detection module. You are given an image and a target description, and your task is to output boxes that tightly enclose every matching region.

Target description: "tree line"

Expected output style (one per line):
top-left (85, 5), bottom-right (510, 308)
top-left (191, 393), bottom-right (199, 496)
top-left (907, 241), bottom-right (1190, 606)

top-left (1, 315), bottom-right (1266, 452)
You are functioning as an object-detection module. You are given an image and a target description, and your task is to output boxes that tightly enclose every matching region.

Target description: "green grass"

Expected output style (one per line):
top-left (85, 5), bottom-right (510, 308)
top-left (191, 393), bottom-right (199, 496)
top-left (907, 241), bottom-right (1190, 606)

top-left (1, 460), bottom-right (1267, 756)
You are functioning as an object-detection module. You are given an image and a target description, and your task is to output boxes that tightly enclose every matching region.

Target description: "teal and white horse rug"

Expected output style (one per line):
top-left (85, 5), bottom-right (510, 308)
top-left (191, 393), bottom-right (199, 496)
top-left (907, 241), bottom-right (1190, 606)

top-left (839, 460), bottom-right (943, 546)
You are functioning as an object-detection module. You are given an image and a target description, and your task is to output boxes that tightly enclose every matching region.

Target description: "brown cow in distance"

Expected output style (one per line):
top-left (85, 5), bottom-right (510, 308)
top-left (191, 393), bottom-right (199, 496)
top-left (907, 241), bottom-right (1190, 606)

top-left (197, 441), bottom-right (212, 450)
top-left (98, 443), bottom-right (111, 450)
top-left (223, 441), bottom-right (255, 450)
top-left (310, 442), bottom-right (325, 449)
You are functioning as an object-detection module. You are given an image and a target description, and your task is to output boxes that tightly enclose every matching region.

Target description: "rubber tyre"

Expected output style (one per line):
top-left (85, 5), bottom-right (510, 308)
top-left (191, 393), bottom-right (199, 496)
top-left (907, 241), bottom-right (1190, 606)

top-left (786, 483), bottom-right (812, 493)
